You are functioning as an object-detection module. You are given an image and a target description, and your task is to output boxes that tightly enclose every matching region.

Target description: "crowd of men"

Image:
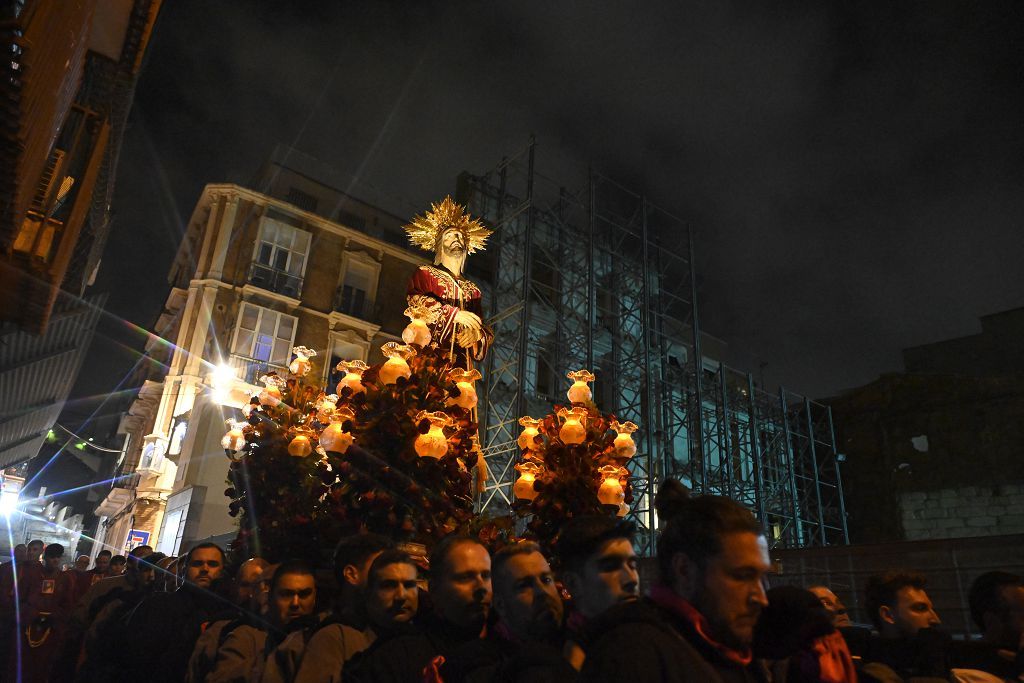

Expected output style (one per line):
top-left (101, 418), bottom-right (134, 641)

top-left (0, 481), bottom-right (1021, 682)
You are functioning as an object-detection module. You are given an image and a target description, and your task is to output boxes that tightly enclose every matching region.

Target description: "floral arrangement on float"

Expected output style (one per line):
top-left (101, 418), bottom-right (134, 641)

top-left (221, 195), bottom-right (498, 562)
top-left (512, 368), bottom-right (639, 551)
top-left (223, 316), bottom-right (486, 562)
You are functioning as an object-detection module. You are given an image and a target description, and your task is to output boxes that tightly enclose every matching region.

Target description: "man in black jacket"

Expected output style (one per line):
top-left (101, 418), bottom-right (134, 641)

top-left (440, 541), bottom-right (575, 682)
top-left (858, 570), bottom-right (951, 680)
top-left (581, 480), bottom-right (772, 682)
top-left (279, 549), bottom-right (419, 683)
top-left (119, 542), bottom-right (229, 683)
top-left (950, 571), bottom-right (1024, 680)
top-left (345, 534), bottom-right (492, 682)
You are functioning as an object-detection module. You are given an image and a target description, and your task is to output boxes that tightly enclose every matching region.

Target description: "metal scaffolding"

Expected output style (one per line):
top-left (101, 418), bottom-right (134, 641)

top-left (463, 139), bottom-right (848, 552)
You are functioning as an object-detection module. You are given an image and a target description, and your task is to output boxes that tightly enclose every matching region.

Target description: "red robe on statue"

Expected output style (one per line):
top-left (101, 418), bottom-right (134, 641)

top-left (407, 265), bottom-right (493, 366)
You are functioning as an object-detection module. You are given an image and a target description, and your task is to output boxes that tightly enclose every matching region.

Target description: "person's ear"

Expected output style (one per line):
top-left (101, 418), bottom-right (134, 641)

top-left (879, 605), bottom-right (897, 625)
top-left (671, 552), bottom-right (699, 600)
top-left (342, 564), bottom-right (360, 586)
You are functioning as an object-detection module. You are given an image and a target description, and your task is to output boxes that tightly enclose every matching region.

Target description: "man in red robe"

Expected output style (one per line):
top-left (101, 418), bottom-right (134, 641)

top-left (8, 543), bottom-right (74, 683)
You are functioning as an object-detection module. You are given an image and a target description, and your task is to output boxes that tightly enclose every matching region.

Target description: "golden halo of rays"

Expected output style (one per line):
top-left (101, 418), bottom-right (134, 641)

top-left (403, 196), bottom-right (493, 254)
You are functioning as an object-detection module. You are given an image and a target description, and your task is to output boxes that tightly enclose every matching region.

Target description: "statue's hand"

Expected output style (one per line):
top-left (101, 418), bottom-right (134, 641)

top-left (454, 310), bottom-right (482, 332)
top-left (457, 326), bottom-right (482, 348)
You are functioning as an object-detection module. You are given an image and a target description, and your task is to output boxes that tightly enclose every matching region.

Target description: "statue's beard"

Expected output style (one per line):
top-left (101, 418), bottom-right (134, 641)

top-left (435, 246), bottom-right (467, 275)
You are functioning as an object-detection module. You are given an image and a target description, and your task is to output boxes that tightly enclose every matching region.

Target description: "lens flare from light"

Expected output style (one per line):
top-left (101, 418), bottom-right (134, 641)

top-left (0, 491), bottom-right (19, 517)
top-left (211, 364), bottom-right (237, 390)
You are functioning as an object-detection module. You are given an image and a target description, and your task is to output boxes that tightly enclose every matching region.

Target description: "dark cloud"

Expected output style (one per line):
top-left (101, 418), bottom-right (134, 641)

top-left (72, 0), bottom-right (1024, 414)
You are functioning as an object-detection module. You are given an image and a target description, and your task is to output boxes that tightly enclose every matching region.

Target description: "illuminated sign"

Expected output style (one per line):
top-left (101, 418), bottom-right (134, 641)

top-left (125, 529), bottom-right (151, 552)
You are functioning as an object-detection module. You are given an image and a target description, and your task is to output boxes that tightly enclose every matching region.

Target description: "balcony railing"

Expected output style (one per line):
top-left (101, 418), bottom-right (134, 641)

top-left (228, 354), bottom-right (286, 385)
top-left (247, 262), bottom-right (303, 299)
top-left (112, 472), bottom-right (141, 492)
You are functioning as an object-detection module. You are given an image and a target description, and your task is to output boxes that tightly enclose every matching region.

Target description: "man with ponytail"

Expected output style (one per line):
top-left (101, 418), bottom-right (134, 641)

top-left (581, 479), bottom-right (774, 682)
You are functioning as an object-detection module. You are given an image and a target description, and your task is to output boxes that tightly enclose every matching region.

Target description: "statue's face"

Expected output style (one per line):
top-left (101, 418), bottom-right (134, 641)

top-left (440, 228), bottom-right (466, 257)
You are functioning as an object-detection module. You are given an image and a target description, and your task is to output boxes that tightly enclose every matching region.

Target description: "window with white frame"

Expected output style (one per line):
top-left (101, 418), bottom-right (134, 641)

top-left (336, 255), bottom-right (379, 318)
top-left (230, 303), bottom-right (298, 370)
top-left (249, 217), bottom-right (312, 298)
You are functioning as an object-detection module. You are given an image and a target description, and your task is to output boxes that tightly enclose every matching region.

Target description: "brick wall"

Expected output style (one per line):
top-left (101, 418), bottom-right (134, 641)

top-left (901, 484), bottom-right (1024, 540)
top-left (827, 372), bottom-right (1024, 543)
top-left (134, 497), bottom-right (163, 532)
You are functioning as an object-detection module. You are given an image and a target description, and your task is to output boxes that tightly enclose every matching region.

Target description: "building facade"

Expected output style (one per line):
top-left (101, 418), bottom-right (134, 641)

top-left (99, 153), bottom-right (428, 555)
top-left (0, 0), bottom-right (161, 477)
top-left (0, 0), bottom-right (162, 332)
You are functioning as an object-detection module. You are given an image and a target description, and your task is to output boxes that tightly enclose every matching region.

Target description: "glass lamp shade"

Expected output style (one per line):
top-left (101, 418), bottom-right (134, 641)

top-left (335, 360), bottom-right (368, 396)
top-left (315, 395), bottom-right (339, 422)
top-left (288, 346), bottom-right (316, 376)
top-left (380, 357), bottom-right (411, 385)
top-left (513, 461), bottom-right (542, 500)
top-left (259, 385), bottom-right (282, 406)
top-left (598, 476), bottom-right (625, 506)
top-left (289, 357), bottom-right (311, 376)
top-left (402, 318), bottom-right (431, 346)
top-left (319, 422), bottom-right (353, 453)
top-left (613, 434), bottom-right (636, 458)
top-left (414, 426), bottom-right (448, 458)
top-left (517, 417), bottom-right (543, 451)
top-left (451, 381), bottom-right (477, 409)
top-left (610, 420), bottom-right (639, 458)
top-left (221, 426), bottom-right (246, 452)
top-left (513, 472), bottom-right (538, 500)
top-left (414, 411), bottom-right (452, 458)
top-left (337, 372), bottom-right (365, 395)
top-left (288, 434), bottom-right (313, 457)
top-left (597, 465), bottom-right (626, 506)
top-left (558, 406), bottom-right (589, 445)
top-left (566, 369), bottom-right (595, 404)
top-left (447, 368), bottom-right (482, 410)
top-left (380, 343), bottom-right (416, 385)
top-left (402, 305), bottom-right (434, 347)
top-left (258, 374), bottom-right (286, 407)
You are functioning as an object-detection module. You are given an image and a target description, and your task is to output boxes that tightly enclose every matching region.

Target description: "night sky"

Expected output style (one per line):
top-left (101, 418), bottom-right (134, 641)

top-left (70, 0), bottom-right (1024, 427)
